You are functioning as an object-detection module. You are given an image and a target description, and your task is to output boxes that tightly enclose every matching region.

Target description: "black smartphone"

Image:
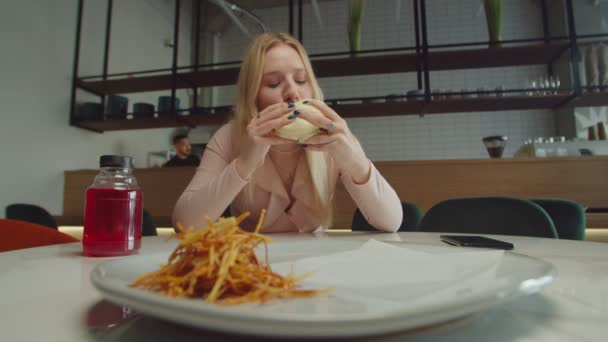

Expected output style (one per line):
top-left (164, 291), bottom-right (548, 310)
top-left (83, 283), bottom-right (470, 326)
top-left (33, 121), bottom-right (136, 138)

top-left (440, 235), bottom-right (514, 250)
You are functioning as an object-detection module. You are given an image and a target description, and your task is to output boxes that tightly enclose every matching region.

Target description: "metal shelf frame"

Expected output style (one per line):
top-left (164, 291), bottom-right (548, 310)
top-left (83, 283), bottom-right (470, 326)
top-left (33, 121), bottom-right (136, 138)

top-left (69, 0), bottom-right (607, 132)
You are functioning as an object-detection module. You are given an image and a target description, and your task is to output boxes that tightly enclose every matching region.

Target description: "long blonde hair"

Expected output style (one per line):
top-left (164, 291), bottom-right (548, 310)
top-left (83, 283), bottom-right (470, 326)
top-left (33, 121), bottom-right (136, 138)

top-left (232, 32), bottom-right (333, 229)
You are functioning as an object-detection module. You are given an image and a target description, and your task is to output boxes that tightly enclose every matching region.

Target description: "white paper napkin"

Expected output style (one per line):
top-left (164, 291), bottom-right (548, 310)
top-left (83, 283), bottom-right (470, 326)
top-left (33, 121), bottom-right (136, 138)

top-left (271, 239), bottom-right (505, 304)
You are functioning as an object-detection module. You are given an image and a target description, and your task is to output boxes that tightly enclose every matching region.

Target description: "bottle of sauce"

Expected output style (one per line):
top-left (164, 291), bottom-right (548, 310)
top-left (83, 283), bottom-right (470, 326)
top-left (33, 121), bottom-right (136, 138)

top-left (83, 155), bottom-right (143, 257)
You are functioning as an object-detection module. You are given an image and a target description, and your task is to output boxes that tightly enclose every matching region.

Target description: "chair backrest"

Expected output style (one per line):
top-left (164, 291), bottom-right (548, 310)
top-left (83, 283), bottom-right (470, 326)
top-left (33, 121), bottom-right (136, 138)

top-left (142, 209), bottom-right (158, 236)
top-left (418, 197), bottom-right (558, 238)
top-left (0, 219), bottom-right (78, 252)
top-left (351, 201), bottom-right (422, 232)
top-left (530, 198), bottom-right (586, 240)
top-left (5, 204), bottom-right (58, 229)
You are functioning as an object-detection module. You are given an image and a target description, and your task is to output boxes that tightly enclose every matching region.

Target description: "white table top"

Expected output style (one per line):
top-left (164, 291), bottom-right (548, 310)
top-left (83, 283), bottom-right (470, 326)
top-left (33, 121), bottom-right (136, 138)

top-left (1, 232), bottom-right (606, 341)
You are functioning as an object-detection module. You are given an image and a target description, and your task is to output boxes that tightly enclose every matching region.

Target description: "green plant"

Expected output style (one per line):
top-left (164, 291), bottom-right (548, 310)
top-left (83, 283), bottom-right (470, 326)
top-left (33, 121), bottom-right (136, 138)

top-left (348, 0), bottom-right (366, 56)
top-left (483, 0), bottom-right (502, 48)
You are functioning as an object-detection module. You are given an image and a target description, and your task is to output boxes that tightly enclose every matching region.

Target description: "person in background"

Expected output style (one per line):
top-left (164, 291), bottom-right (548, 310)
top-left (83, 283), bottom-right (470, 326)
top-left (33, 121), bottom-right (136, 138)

top-left (163, 134), bottom-right (201, 167)
top-left (172, 32), bottom-right (402, 233)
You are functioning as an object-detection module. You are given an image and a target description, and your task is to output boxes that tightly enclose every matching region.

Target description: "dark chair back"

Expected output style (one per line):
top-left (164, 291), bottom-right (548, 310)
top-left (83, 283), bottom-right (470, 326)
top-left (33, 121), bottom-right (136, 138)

top-left (5, 204), bottom-right (58, 229)
top-left (419, 197), bottom-right (558, 238)
top-left (530, 198), bottom-right (586, 240)
top-left (352, 201), bottom-right (422, 232)
top-left (142, 209), bottom-right (158, 236)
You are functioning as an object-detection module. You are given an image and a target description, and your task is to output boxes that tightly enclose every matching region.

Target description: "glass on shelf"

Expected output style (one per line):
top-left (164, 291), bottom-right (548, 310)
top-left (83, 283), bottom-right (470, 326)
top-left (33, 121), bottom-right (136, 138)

top-left (550, 76), bottom-right (561, 94)
top-left (431, 89), bottom-right (444, 101)
top-left (444, 89), bottom-right (456, 99)
top-left (542, 76), bottom-right (551, 95)
top-left (527, 80), bottom-right (538, 96)
top-left (525, 75), bottom-right (561, 96)
top-left (495, 85), bottom-right (505, 97)
top-left (461, 88), bottom-right (474, 99)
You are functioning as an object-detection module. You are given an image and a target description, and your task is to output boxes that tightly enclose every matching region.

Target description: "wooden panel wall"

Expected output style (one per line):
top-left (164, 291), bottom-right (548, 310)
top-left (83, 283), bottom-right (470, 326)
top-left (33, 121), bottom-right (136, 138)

top-left (61, 168), bottom-right (195, 226)
top-left (60, 157), bottom-right (608, 228)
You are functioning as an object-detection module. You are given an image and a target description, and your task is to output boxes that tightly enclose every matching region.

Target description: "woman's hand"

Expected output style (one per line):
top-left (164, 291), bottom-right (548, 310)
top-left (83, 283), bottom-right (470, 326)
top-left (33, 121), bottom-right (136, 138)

top-left (234, 102), bottom-right (294, 179)
top-left (297, 100), bottom-right (371, 184)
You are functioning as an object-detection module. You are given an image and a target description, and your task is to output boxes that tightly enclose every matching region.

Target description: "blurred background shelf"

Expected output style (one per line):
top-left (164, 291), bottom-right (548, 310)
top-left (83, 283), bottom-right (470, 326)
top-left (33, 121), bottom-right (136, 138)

top-left (72, 114), bottom-right (230, 132)
top-left (73, 94), bottom-right (574, 132)
top-left (426, 43), bottom-right (569, 71)
top-left (69, 0), bottom-right (605, 134)
top-left (573, 91), bottom-right (608, 107)
top-left (77, 43), bottom-right (571, 96)
top-left (424, 94), bottom-right (572, 114)
top-left (73, 116), bottom-right (187, 132)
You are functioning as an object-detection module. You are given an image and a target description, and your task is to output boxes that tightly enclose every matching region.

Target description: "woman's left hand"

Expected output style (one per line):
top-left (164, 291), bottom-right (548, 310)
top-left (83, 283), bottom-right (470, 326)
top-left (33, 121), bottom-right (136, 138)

top-left (297, 100), bottom-right (371, 184)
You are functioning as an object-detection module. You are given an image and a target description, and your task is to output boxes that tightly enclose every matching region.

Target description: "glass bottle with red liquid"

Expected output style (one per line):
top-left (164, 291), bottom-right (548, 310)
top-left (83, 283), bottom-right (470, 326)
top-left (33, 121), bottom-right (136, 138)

top-left (83, 155), bottom-right (143, 257)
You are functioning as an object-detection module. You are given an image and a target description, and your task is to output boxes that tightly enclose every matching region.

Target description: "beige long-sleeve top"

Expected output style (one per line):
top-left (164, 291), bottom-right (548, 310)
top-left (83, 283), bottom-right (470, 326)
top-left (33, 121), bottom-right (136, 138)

top-left (172, 122), bottom-right (403, 233)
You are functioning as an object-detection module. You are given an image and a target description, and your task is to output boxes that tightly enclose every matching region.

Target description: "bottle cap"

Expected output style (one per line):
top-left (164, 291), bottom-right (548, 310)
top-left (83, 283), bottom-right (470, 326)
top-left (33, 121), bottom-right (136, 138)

top-left (99, 155), bottom-right (134, 168)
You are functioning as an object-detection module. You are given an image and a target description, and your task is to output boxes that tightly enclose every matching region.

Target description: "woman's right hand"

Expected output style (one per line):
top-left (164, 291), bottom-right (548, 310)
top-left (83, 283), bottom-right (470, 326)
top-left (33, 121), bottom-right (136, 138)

top-left (234, 102), bottom-right (295, 179)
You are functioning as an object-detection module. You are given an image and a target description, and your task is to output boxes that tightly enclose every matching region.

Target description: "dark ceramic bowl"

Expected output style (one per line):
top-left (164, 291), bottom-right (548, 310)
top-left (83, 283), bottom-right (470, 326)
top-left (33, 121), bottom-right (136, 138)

top-left (482, 136), bottom-right (508, 158)
top-left (157, 96), bottom-right (180, 116)
top-left (76, 102), bottom-right (103, 121)
top-left (133, 103), bottom-right (155, 119)
top-left (105, 95), bottom-right (129, 119)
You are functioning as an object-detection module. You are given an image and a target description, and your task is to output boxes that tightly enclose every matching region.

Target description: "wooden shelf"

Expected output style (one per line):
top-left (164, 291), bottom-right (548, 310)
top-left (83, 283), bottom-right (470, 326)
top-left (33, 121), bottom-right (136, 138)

top-left (424, 94), bottom-right (571, 114)
top-left (428, 43), bottom-right (568, 71)
top-left (72, 42), bottom-right (574, 132)
top-left (77, 75), bottom-right (196, 95)
top-left (313, 52), bottom-right (419, 77)
top-left (73, 114), bottom-right (229, 132)
top-left (574, 92), bottom-right (608, 107)
top-left (336, 94), bottom-right (570, 117)
top-left (78, 43), bottom-right (569, 96)
top-left (74, 116), bottom-right (187, 132)
top-left (332, 101), bottom-right (425, 117)
top-left (73, 94), bottom-right (572, 131)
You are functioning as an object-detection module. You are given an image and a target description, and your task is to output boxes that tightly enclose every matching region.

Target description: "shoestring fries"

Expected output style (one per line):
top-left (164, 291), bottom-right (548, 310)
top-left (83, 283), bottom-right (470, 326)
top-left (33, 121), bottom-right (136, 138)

top-left (130, 210), bottom-right (333, 305)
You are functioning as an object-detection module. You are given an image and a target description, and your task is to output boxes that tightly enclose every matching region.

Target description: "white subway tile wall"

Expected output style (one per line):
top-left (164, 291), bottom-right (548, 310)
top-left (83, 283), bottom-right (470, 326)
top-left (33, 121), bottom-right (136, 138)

top-left (205, 0), bottom-right (557, 160)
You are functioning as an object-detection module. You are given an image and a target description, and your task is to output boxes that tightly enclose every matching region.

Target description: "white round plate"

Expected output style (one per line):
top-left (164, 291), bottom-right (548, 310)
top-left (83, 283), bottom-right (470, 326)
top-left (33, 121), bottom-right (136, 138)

top-left (91, 239), bottom-right (556, 338)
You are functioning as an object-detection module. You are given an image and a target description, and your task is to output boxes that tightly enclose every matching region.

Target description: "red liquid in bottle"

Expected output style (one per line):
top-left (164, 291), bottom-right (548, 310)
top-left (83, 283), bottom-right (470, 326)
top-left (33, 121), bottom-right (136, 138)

top-left (83, 188), bottom-right (143, 257)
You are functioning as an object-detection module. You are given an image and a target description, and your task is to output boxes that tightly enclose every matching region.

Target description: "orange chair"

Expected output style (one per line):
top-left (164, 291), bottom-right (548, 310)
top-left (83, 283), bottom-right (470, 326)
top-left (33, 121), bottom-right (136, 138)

top-left (0, 219), bottom-right (78, 252)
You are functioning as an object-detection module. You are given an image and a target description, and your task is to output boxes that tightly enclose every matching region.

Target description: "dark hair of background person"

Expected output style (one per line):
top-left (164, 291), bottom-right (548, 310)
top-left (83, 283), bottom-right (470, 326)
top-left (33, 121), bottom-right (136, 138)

top-left (173, 133), bottom-right (188, 145)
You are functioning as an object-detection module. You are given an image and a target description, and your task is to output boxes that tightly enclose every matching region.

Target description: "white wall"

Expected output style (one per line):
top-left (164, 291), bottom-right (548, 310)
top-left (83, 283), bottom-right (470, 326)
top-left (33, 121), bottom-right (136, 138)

top-left (0, 0), bottom-right (191, 216)
top-left (573, 0), bottom-right (608, 35)
top-left (79, 0), bottom-right (193, 109)
top-left (196, 0), bottom-right (560, 160)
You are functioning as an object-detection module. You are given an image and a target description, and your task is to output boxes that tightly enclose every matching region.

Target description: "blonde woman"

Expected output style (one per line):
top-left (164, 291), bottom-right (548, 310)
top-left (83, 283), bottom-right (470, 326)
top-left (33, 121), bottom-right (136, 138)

top-left (173, 32), bottom-right (402, 233)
